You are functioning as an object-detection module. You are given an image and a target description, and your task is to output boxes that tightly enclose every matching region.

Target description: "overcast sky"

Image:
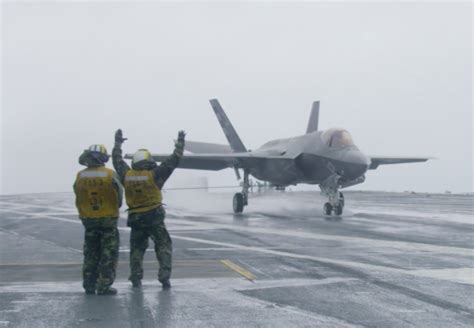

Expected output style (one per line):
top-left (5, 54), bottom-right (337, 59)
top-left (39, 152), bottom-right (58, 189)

top-left (1, 1), bottom-right (472, 195)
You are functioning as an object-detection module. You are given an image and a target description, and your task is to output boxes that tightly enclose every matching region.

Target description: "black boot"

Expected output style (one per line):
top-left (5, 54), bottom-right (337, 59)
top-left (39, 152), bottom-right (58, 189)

top-left (132, 280), bottom-right (142, 288)
top-left (161, 280), bottom-right (171, 289)
top-left (97, 287), bottom-right (117, 295)
top-left (84, 289), bottom-right (95, 295)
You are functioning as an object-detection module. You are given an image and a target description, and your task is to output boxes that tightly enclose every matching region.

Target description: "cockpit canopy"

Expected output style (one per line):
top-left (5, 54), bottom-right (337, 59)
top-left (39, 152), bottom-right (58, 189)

top-left (321, 128), bottom-right (355, 148)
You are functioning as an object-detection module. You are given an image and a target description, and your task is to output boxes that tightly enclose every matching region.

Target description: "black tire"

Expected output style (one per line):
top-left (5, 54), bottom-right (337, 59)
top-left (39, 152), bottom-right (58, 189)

top-left (339, 192), bottom-right (345, 208)
top-left (334, 205), bottom-right (343, 216)
top-left (323, 202), bottom-right (332, 215)
top-left (233, 193), bottom-right (245, 213)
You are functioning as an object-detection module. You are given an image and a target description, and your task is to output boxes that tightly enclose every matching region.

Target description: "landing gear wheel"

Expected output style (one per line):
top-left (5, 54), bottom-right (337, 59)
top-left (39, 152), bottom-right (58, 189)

top-left (233, 193), bottom-right (245, 213)
top-left (335, 192), bottom-right (344, 216)
top-left (323, 202), bottom-right (332, 215)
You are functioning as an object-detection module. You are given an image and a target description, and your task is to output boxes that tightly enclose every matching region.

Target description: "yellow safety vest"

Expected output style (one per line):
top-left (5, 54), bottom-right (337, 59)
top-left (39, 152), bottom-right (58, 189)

top-left (124, 170), bottom-right (162, 214)
top-left (75, 167), bottom-right (119, 219)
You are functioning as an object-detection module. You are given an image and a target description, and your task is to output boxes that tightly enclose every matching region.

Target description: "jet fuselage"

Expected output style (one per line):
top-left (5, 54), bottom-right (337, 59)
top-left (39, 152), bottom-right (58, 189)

top-left (248, 130), bottom-right (370, 187)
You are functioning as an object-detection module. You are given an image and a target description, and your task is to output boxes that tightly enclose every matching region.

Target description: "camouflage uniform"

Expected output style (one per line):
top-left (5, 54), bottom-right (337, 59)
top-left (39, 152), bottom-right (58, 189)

top-left (112, 137), bottom-right (184, 285)
top-left (74, 151), bottom-right (123, 294)
top-left (81, 218), bottom-right (120, 292)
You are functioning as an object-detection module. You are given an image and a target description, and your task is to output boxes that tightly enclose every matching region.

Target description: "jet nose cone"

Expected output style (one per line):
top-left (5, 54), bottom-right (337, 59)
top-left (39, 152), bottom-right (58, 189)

top-left (344, 150), bottom-right (370, 178)
top-left (355, 152), bottom-right (371, 167)
top-left (345, 150), bottom-right (370, 166)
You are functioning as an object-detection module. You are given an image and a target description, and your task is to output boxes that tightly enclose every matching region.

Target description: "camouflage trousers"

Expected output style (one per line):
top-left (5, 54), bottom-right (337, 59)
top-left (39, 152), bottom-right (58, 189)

top-left (128, 213), bottom-right (172, 283)
top-left (82, 225), bottom-right (119, 292)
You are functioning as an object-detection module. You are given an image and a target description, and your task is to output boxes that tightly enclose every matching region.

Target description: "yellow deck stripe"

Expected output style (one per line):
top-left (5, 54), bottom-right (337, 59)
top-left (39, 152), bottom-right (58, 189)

top-left (220, 259), bottom-right (256, 281)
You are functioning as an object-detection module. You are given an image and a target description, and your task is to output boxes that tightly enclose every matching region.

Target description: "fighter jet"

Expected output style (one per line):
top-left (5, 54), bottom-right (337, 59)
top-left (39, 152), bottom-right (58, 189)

top-left (128, 99), bottom-right (431, 215)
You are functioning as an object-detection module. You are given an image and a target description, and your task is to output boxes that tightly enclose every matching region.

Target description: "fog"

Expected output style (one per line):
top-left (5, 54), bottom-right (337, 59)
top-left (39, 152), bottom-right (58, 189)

top-left (1, 1), bottom-right (472, 195)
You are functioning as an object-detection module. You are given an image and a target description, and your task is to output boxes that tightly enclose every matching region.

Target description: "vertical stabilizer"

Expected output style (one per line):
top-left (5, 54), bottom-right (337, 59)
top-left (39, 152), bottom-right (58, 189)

top-left (209, 99), bottom-right (247, 152)
top-left (306, 101), bottom-right (320, 134)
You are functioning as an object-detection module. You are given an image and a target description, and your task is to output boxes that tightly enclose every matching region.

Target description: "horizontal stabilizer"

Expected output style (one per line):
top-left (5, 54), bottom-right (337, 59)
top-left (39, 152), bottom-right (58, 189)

top-left (185, 140), bottom-right (232, 154)
top-left (306, 101), bottom-right (320, 134)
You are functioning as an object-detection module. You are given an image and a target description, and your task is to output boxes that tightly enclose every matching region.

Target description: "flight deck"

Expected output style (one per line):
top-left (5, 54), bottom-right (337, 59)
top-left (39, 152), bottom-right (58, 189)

top-left (0, 191), bottom-right (473, 327)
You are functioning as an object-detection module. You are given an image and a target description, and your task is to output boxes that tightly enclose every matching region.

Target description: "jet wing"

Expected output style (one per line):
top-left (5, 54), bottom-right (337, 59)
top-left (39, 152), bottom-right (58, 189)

top-left (369, 156), bottom-right (431, 170)
top-left (124, 152), bottom-right (295, 171)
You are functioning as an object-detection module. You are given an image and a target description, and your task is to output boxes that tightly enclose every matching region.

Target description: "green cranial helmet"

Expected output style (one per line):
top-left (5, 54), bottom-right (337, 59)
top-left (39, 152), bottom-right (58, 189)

top-left (80, 144), bottom-right (110, 166)
top-left (132, 149), bottom-right (152, 165)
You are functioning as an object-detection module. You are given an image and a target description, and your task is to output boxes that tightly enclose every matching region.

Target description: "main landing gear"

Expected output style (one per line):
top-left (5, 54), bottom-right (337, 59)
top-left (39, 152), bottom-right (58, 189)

top-left (233, 169), bottom-right (250, 213)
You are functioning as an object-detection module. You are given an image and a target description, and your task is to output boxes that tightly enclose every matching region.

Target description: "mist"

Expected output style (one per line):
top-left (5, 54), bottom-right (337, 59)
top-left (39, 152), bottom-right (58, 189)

top-left (1, 1), bottom-right (472, 195)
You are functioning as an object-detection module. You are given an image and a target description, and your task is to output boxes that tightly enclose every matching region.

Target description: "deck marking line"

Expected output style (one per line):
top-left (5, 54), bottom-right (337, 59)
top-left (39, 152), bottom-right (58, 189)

top-left (220, 259), bottom-right (256, 281)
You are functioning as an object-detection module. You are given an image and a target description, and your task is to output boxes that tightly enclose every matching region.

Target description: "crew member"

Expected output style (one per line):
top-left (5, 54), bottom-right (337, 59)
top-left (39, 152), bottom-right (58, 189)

top-left (112, 129), bottom-right (185, 289)
top-left (74, 144), bottom-right (122, 295)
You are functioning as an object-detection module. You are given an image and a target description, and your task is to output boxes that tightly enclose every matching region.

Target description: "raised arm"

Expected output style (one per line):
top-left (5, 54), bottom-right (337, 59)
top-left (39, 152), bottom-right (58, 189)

top-left (154, 131), bottom-right (186, 189)
top-left (112, 129), bottom-right (130, 184)
top-left (112, 172), bottom-right (124, 208)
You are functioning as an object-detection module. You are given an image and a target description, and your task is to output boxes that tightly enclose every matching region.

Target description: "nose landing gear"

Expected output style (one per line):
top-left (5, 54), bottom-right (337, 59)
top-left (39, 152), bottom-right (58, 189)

top-left (320, 173), bottom-right (345, 216)
top-left (323, 192), bottom-right (344, 216)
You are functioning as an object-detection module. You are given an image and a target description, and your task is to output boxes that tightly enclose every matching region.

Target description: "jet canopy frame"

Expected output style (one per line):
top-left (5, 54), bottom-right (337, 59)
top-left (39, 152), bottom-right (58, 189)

top-left (321, 128), bottom-right (356, 148)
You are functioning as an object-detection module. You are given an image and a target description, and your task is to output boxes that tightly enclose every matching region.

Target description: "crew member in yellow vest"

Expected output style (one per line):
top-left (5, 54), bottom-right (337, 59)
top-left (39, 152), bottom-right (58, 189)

top-left (74, 144), bottom-right (123, 295)
top-left (112, 129), bottom-right (185, 289)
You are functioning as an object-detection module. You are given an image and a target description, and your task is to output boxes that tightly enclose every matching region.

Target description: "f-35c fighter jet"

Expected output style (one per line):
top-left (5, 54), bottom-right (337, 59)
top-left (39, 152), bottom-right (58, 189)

top-left (130, 99), bottom-right (431, 215)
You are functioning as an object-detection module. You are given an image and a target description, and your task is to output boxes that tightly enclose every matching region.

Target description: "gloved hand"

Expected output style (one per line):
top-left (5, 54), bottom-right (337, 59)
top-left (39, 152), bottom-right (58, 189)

top-left (175, 130), bottom-right (186, 153)
top-left (177, 130), bottom-right (186, 143)
top-left (115, 129), bottom-right (127, 146)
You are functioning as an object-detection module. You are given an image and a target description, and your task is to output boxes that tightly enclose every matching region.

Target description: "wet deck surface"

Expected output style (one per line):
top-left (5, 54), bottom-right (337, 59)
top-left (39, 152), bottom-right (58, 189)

top-left (0, 191), bottom-right (473, 327)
